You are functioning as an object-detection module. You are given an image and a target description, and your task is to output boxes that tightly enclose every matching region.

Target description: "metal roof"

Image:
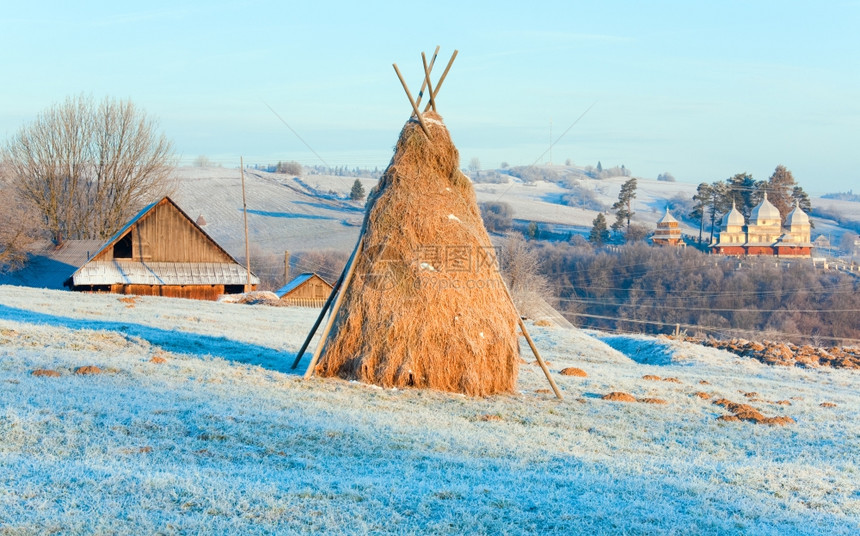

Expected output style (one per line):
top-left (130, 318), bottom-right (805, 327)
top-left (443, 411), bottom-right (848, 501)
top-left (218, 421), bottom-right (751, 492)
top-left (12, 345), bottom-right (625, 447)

top-left (70, 261), bottom-right (260, 286)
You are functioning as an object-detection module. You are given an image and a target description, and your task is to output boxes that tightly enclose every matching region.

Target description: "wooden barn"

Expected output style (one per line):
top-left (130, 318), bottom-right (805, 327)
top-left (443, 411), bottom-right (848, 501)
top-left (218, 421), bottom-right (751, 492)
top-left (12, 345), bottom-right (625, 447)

top-left (275, 272), bottom-right (332, 307)
top-left (64, 197), bottom-right (258, 300)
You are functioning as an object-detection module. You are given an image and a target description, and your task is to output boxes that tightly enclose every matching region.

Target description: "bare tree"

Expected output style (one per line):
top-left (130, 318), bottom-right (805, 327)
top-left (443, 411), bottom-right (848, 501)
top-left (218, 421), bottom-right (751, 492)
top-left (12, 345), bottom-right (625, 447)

top-left (2, 94), bottom-right (175, 244)
top-left (499, 231), bottom-right (551, 318)
top-left (0, 163), bottom-right (43, 272)
top-left (468, 157), bottom-right (481, 177)
top-left (193, 155), bottom-right (212, 167)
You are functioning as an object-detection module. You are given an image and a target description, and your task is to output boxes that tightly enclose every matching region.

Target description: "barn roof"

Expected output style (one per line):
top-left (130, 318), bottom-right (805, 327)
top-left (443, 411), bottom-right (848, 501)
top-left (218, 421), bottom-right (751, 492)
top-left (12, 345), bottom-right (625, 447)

top-left (85, 197), bottom-right (238, 265)
top-left (70, 261), bottom-right (258, 286)
top-left (65, 196), bottom-right (258, 288)
top-left (275, 272), bottom-right (330, 298)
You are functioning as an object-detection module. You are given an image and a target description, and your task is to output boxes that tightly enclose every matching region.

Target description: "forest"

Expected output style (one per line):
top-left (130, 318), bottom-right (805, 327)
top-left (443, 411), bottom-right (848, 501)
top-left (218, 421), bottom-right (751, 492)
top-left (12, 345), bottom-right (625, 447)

top-left (532, 242), bottom-right (860, 346)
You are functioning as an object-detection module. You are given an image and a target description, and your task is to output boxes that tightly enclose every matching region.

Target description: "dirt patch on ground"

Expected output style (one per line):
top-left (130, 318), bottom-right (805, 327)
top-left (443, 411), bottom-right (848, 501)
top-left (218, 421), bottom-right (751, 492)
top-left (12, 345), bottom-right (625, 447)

top-left (31, 369), bottom-right (61, 377)
top-left (713, 398), bottom-right (794, 425)
top-left (560, 367), bottom-right (587, 377)
top-left (74, 365), bottom-right (102, 375)
top-left (602, 392), bottom-right (637, 402)
top-left (820, 402), bottom-right (837, 408)
top-left (638, 398), bottom-right (667, 405)
top-left (694, 392), bottom-right (711, 399)
top-left (687, 337), bottom-right (860, 370)
top-left (642, 375), bottom-right (661, 381)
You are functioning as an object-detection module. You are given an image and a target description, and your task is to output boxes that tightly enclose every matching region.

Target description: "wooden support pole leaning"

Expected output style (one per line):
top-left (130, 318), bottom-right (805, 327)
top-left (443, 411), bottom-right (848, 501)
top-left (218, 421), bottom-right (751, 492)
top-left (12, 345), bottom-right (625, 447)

top-left (500, 279), bottom-right (563, 400)
top-left (290, 267), bottom-right (347, 370)
top-left (421, 52), bottom-right (436, 113)
top-left (392, 63), bottom-right (432, 139)
top-left (415, 45), bottom-right (440, 108)
top-left (518, 316), bottom-right (563, 400)
top-left (423, 50), bottom-right (458, 112)
top-left (303, 235), bottom-right (365, 378)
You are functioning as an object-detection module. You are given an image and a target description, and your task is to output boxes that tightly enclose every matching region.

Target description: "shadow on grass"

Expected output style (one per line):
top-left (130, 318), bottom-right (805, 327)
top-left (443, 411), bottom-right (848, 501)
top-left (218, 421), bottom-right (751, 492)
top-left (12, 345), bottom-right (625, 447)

top-left (0, 304), bottom-right (309, 375)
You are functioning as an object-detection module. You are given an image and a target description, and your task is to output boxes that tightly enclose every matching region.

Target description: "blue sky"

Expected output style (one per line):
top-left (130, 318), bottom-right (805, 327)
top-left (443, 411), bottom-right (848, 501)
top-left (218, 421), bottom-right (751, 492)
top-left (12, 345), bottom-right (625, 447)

top-left (2, 1), bottom-right (858, 192)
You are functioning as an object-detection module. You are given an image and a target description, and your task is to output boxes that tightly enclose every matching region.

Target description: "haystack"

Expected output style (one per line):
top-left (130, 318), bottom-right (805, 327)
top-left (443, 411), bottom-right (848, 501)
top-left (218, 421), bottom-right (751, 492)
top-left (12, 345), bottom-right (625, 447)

top-left (312, 110), bottom-right (520, 395)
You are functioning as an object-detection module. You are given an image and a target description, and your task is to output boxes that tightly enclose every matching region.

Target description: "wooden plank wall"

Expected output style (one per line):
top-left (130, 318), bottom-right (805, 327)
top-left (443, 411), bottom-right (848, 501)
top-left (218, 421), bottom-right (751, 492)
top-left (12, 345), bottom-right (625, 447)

top-left (111, 284), bottom-right (230, 301)
top-left (96, 200), bottom-right (233, 263)
top-left (286, 277), bottom-right (331, 300)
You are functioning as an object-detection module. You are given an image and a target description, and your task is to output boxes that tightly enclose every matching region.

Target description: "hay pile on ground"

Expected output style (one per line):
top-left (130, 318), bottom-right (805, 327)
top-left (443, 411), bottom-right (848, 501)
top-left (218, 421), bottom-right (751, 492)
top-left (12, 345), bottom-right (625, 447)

top-left (314, 112), bottom-right (519, 396)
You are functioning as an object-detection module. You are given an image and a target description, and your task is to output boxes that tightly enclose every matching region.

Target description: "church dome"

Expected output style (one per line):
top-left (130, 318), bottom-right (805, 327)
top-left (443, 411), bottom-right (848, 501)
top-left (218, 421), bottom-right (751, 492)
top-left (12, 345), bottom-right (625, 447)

top-left (785, 201), bottom-right (809, 226)
top-left (750, 192), bottom-right (781, 223)
top-left (657, 207), bottom-right (678, 224)
top-left (722, 202), bottom-right (744, 227)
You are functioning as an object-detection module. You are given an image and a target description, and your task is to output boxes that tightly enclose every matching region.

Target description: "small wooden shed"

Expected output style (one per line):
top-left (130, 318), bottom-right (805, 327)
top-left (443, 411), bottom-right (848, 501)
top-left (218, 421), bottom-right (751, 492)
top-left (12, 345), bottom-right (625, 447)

top-left (64, 197), bottom-right (258, 300)
top-left (275, 273), bottom-right (332, 307)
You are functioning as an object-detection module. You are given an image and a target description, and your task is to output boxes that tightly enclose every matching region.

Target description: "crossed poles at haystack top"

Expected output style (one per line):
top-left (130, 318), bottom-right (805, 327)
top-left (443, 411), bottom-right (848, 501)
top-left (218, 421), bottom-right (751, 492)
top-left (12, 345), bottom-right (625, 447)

top-left (291, 47), bottom-right (563, 400)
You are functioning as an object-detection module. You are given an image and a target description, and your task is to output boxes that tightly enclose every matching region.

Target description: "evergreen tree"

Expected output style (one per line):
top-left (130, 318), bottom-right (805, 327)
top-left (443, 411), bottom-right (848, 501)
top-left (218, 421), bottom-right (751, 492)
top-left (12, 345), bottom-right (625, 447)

top-left (707, 180), bottom-right (730, 243)
top-left (589, 213), bottom-right (610, 245)
top-left (349, 179), bottom-right (366, 201)
top-left (766, 165), bottom-right (796, 220)
top-left (690, 182), bottom-right (713, 243)
top-left (596, 161), bottom-right (603, 173)
top-left (726, 173), bottom-right (757, 218)
top-left (611, 177), bottom-right (637, 233)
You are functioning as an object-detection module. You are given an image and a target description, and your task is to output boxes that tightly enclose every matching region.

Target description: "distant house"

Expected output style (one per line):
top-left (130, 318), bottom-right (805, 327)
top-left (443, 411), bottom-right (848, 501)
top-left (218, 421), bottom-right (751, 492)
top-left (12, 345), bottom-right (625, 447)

top-left (812, 235), bottom-right (831, 250)
top-left (64, 197), bottom-right (258, 300)
top-left (651, 207), bottom-right (684, 247)
top-left (275, 272), bottom-right (332, 307)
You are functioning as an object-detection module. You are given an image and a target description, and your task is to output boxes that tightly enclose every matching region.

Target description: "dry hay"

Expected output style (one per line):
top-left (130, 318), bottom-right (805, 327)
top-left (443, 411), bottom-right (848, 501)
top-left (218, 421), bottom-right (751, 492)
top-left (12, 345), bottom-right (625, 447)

top-left (694, 391), bottom-right (711, 399)
top-left (31, 369), bottom-right (61, 378)
top-left (314, 112), bottom-right (519, 396)
top-left (602, 392), bottom-right (637, 402)
top-left (74, 365), bottom-right (102, 375)
top-left (713, 398), bottom-right (794, 426)
top-left (820, 402), bottom-right (837, 408)
top-left (642, 375), bottom-right (661, 381)
top-left (559, 367), bottom-right (587, 377)
top-left (638, 398), bottom-right (668, 405)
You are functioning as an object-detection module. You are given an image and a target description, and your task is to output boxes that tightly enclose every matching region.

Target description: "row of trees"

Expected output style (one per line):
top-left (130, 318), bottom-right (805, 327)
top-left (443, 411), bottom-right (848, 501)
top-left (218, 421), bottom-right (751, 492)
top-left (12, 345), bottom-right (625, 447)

top-left (689, 165), bottom-right (812, 243)
top-left (531, 241), bottom-right (859, 346)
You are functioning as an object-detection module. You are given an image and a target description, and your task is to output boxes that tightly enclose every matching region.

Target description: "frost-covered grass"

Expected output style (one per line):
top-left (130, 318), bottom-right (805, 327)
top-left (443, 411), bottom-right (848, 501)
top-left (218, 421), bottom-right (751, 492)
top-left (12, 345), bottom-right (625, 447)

top-left (1, 285), bottom-right (858, 535)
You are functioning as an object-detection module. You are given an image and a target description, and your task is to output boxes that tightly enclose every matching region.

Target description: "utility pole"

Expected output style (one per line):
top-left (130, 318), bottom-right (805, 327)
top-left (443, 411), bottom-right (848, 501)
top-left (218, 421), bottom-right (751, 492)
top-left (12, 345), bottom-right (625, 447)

top-left (241, 156), bottom-right (251, 292)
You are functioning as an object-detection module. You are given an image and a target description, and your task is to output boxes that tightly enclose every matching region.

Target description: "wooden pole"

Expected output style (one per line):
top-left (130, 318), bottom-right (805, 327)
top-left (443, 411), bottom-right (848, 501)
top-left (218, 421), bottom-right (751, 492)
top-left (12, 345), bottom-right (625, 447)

top-left (415, 45), bottom-right (440, 109)
top-left (240, 156), bottom-right (252, 291)
top-left (518, 316), bottom-right (563, 400)
top-left (290, 239), bottom-right (360, 370)
top-left (284, 251), bottom-right (290, 286)
top-left (303, 235), bottom-right (365, 378)
top-left (290, 267), bottom-right (345, 370)
top-left (421, 52), bottom-right (436, 113)
top-left (499, 277), bottom-right (563, 400)
top-left (423, 50), bottom-right (458, 112)
top-left (392, 63), bottom-right (432, 139)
